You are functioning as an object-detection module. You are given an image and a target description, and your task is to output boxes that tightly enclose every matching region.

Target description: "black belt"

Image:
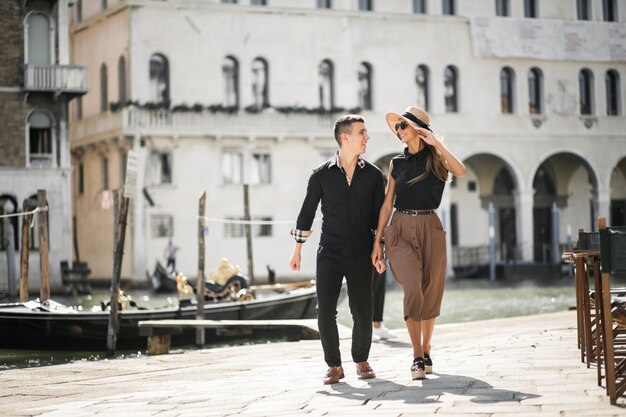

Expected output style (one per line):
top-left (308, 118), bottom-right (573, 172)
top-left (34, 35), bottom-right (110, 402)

top-left (397, 208), bottom-right (435, 216)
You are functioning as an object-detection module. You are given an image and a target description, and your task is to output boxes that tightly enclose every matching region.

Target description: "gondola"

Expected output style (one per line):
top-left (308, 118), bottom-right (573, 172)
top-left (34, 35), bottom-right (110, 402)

top-left (0, 283), bottom-right (318, 350)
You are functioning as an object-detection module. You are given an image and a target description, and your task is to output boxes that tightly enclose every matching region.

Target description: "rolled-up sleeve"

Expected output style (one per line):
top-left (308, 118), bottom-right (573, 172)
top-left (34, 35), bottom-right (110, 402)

top-left (291, 171), bottom-right (322, 243)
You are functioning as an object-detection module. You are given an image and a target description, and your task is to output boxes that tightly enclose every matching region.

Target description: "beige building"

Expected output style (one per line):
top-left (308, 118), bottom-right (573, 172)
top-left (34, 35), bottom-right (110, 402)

top-left (69, 0), bottom-right (626, 281)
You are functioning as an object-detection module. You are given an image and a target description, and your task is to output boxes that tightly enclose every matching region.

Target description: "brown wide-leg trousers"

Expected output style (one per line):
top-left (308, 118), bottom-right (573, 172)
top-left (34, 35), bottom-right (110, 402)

top-left (383, 211), bottom-right (447, 321)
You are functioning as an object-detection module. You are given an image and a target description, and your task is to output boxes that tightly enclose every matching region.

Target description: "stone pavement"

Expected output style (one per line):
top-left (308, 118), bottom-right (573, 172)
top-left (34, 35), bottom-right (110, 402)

top-left (1, 310), bottom-right (626, 416)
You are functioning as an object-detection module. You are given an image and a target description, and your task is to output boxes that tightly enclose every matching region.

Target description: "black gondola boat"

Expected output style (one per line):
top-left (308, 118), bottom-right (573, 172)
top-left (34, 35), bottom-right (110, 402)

top-left (0, 284), bottom-right (318, 350)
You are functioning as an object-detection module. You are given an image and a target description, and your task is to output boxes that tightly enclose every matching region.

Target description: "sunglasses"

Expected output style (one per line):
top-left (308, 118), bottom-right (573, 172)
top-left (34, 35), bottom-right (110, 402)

top-left (395, 121), bottom-right (409, 132)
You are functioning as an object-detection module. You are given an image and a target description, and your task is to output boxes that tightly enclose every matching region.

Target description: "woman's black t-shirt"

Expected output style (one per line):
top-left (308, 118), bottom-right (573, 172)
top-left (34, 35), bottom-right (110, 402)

top-left (391, 147), bottom-right (446, 210)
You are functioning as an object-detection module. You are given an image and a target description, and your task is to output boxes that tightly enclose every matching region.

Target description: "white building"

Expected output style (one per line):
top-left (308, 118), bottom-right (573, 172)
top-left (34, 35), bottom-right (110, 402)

top-left (69, 0), bottom-right (626, 282)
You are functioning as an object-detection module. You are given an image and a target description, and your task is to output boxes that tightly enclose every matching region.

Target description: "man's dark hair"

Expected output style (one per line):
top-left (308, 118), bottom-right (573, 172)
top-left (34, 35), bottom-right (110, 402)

top-left (333, 114), bottom-right (365, 146)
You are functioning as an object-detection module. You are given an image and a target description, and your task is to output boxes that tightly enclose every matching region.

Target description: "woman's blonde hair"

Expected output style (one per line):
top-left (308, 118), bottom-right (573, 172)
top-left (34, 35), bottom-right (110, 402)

top-left (407, 139), bottom-right (449, 185)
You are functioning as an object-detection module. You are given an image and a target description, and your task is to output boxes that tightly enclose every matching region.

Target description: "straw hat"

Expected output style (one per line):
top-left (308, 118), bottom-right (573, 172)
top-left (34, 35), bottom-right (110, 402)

top-left (385, 106), bottom-right (432, 136)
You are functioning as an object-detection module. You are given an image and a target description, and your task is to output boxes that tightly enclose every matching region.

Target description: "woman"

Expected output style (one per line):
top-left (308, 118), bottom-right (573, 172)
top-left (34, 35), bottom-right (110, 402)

top-left (371, 106), bottom-right (465, 380)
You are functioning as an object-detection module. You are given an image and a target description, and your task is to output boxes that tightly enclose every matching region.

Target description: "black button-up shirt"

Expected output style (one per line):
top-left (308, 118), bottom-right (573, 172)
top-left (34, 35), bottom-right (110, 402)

top-left (391, 147), bottom-right (446, 210)
top-left (292, 154), bottom-right (385, 258)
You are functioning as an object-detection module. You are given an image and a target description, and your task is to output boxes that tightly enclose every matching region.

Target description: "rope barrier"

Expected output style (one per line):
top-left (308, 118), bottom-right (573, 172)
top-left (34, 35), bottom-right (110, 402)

top-left (0, 206), bottom-right (47, 220)
top-left (197, 216), bottom-right (321, 225)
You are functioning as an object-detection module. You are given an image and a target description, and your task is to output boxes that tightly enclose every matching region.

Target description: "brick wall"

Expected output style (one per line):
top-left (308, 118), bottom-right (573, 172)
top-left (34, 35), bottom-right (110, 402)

top-left (0, 0), bottom-right (61, 168)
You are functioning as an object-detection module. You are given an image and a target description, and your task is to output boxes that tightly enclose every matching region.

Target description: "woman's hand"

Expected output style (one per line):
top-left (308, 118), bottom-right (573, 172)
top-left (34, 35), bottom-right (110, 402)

top-left (416, 127), bottom-right (438, 146)
top-left (371, 243), bottom-right (387, 273)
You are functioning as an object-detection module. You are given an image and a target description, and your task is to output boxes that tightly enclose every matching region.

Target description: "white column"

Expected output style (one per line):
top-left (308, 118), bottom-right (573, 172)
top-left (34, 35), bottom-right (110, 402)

top-left (58, 0), bottom-right (69, 64)
top-left (597, 188), bottom-right (611, 227)
top-left (514, 188), bottom-right (534, 262)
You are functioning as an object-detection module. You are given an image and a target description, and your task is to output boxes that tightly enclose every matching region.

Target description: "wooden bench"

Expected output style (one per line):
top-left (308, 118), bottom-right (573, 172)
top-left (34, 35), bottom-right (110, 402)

top-left (138, 319), bottom-right (320, 355)
top-left (60, 260), bottom-right (92, 295)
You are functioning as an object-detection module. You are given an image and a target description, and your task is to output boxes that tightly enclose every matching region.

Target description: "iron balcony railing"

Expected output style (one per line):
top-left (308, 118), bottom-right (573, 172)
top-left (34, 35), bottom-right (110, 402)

top-left (23, 64), bottom-right (88, 95)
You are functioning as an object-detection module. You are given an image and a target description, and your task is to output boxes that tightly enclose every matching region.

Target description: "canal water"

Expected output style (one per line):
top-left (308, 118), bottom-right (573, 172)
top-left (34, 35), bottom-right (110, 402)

top-left (0, 277), bottom-right (577, 370)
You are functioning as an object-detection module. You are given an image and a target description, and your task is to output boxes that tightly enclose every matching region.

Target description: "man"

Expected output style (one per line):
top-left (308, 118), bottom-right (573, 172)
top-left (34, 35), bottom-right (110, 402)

top-left (164, 239), bottom-right (178, 272)
top-left (289, 115), bottom-right (385, 385)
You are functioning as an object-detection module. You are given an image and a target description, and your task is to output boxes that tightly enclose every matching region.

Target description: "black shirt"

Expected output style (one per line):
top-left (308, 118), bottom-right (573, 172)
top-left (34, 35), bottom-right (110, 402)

top-left (294, 156), bottom-right (385, 258)
top-left (391, 147), bottom-right (446, 210)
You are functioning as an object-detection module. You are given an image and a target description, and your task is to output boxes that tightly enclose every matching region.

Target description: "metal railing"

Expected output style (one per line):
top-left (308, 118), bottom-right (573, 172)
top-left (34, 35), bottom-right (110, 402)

top-left (23, 64), bottom-right (88, 94)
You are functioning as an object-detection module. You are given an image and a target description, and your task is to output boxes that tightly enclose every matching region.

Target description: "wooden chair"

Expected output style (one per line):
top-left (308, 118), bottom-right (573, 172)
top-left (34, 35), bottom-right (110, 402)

top-left (598, 218), bottom-right (626, 404)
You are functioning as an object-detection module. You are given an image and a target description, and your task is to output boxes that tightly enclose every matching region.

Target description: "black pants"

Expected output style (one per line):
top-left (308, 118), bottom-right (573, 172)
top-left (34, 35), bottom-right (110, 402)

top-left (166, 257), bottom-right (176, 271)
top-left (316, 249), bottom-right (373, 367)
top-left (372, 269), bottom-right (386, 323)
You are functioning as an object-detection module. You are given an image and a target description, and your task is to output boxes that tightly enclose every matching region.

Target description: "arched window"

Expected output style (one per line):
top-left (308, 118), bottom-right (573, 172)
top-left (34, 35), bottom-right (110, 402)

top-left (603, 0), bottom-right (618, 21)
top-left (444, 65), bottom-right (458, 113)
top-left (251, 58), bottom-right (269, 109)
top-left (222, 56), bottom-right (239, 107)
top-left (415, 64), bottom-right (430, 111)
top-left (500, 67), bottom-right (515, 114)
top-left (118, 56), bottom-right (127, 103)
top-left (413, 0), bottom-right (426, 13)
top-left (358, 62), bottom-right (373, 110)
top-left (100, 63), bottom-right (108, 113)
top-left (606, 70), bottom-right (621, 116)
top-left (524, 0), bottom-right (538, 17)
top-left (579, 68), bottom-right (594, 115)
top-left (27, 110), bottom-right (54, 167)
top-left (495, 0), bottom-right (510, 16)
top-left (442, 0), bottom-right (455, 15)
top-left (0, 195), bottom-right (19, 251)
top-left (319, 60), bottom-right (334, 110)
top-left (25, 12), bottom-right (53, 64)
top-left (528, 67), bottom-right (543, 114)
top-left (149, 53), bottom-right (170, 104)
top-left (577, 0), bottom-right (591, 20)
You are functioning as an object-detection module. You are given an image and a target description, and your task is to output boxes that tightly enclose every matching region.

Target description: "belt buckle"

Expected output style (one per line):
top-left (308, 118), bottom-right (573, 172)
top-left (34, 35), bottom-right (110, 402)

top-left (408, 209), bottom-right (418, 216)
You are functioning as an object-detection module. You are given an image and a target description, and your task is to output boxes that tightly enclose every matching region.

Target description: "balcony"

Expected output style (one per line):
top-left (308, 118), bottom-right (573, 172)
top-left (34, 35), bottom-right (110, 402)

top-left (23, 64), bottom-right (88, 97)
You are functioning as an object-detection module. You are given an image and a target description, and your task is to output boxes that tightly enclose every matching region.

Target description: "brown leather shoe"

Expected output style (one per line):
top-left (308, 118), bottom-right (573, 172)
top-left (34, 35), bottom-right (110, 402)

top-left (323, 366), bottom-right (345, 385)
top-left (356, 361), bottom-right (376, 379)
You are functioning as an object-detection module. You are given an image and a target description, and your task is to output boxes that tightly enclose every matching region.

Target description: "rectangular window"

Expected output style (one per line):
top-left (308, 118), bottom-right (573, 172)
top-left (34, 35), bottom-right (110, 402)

top-left (254, 217), bottom-right (273, 237)
top-left (221, 0), bottom-right (237, 4)
top-left (151, 214), bottom-right (173, 238)
top-left (250, 152), bottom-right (271, 184)
top-left (577, 0), bottom-right (591, 20)
top-left (147, 151), bottom-right (172, 185)
top-left (224, 217), bottom-right (245, 238)
top-left (223, 217), bottom-right (272, 238)
top-left (358, 0), bottom-right (372, 11)
top-left (603, 0), bottom-right (618, 21)
top-left (222, 150), bottom-right (243, 185)
top-left (524, 0), bottom-right (538, 17)
top-left (442, 0), bottom-right (455, 15)
top-left (495, 0), bottom-right (509, 16)
top-left (317, 0), bottom-right (331, 8)
top-left (101, 157), bottom-right (109, 190)
top-left (250, 0), bottom-right (266, 4)
top-left (413, 0), bottom-right (426, 13)
top-left (78, 163), bottom-right (84, 195)
top-left (160, 153), bottom-right (172, 184)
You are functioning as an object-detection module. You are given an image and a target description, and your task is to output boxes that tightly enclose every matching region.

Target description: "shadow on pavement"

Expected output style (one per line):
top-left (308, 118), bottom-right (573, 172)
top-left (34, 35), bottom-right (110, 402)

top-left (318, 373), bottom-right (540, 405)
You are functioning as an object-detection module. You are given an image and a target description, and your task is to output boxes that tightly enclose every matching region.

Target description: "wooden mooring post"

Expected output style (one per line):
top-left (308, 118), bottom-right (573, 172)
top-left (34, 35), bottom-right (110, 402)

top-left (106, 189), bottom-right (130, 357)
top-left (243, 184), bottom-right (255, 285)
top-left (19, 199), bottom-right (32, 302)
top-left (37, 190), bottom-right (50, 301)
top-left (196, 191), bottom-right (207, 346)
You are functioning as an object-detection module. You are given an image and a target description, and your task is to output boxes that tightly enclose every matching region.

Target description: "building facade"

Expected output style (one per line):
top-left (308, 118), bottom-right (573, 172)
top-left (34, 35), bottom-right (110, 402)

top-left (69, 0), bottom-right (626, 281)
top-left (0, 0), bottom-right (87, 293)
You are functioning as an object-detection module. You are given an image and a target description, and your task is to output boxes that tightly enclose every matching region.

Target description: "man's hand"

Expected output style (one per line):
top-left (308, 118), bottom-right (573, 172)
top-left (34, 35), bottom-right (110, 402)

top-left (289, 244), bottom-right (302, 271)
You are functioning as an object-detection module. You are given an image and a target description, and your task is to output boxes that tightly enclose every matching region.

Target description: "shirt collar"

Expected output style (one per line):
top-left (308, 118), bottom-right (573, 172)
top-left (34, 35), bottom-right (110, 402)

top-left (330, 151), bottom-right (366, 170)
